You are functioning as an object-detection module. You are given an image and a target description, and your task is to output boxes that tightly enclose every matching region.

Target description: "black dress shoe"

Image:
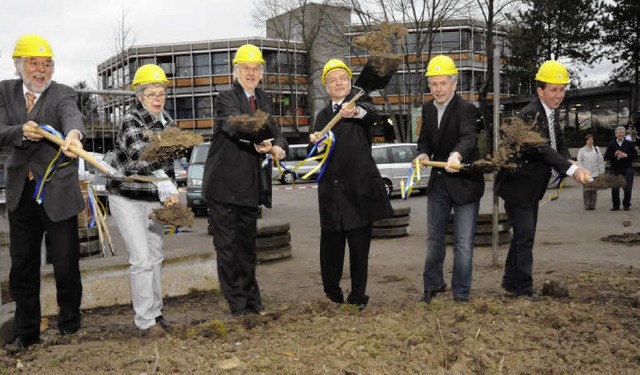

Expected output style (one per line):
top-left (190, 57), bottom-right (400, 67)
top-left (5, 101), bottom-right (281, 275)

top-left (248, 304), bottom-right (267, 316)
top-left (231, 309), bottom-right (247, 317)
top-left (624, 207), bottom-right (630, 211)
top-left (4, 335), bottom-right (39, 354)
top-left (611, 208), bottom-right (619, 211)
top-left (420, 284), bottom-right (447, 303)
top-left (155, 315), bottom-right (172, 330)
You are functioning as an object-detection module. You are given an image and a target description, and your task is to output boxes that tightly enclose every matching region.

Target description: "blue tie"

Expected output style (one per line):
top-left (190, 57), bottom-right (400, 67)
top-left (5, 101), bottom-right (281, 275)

top-left (333, 103), bottom-right (340, 112)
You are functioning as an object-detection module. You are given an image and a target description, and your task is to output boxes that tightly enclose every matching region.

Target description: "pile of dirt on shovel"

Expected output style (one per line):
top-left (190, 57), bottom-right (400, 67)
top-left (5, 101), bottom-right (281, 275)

top-left (228, 110), bottom-right (269, 134)
top-left (140, 127), bottom-right (204, 163)
top-left (353, 22), bottom-right (407, 77)
top-left (149, 204), bottom-right (195, 227)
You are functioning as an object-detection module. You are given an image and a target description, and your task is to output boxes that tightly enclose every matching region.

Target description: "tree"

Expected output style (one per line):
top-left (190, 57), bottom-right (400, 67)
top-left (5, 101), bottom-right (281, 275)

top-left (599, 0), bottom-right (640, 116)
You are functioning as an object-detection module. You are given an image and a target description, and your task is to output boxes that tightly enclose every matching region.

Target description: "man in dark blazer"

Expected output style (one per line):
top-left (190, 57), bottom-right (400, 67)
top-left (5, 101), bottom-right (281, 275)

top-left (0, 34), bottom-right (85, 353)
top-left (495, 60), bottom-right (590, 297)
top-left (604, 126), bottom-right (636, 211)
top-left (416, 55), bottom-right (485, 303)
top-left (202, 44), bottom-right (287, 317)
top-left (309, 59), bottom-right (392, 309)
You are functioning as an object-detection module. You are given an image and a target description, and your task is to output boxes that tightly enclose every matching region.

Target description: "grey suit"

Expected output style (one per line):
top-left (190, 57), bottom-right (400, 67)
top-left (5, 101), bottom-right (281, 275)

top-left (0, 78), bottom-right (85, 339)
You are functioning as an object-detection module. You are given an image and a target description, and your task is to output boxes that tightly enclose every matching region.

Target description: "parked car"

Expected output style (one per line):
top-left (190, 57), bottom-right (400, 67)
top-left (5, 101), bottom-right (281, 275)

top-left (371, 143), bottom-right (430, 196)
top-left (174, 157), bottom-right (188, 186)
top-left (186, 142), bottom-right (210, 215)
top-left (273, 144), bottom-right (319, 184)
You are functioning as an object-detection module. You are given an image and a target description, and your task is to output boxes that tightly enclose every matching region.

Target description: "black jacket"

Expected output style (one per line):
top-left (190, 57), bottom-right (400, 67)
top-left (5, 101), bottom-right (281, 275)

top-left (312, 89), bottom-right (392, 231)
top-left (202, 81), bottom-right (287, 208)
top-left (417, 94), bottom-right (484, 205)
top-left (495, 98), bottom-right (572, 206)
top-left (0, 79), bottom-right (86, 221)
top-left (604, 138), bottom-right (637, 172)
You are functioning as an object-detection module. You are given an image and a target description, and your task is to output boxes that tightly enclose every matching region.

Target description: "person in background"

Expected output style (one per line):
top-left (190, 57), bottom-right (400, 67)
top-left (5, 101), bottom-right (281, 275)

top-left (107, 64), bottom-right (178, 336)
top-left (495, 60), bottom-right (591, 298)
top-left (309, 59), bottom-right (392, 310)
top-left (0, 34), bottom-right (85, 353)
top-left (202, 44), bottom-right (287, 316)
top-left (416, 55), bottom-right (484, 303)
top-left (577, 134), bottom-right (605, 210)
top-left (604, 126), bottom-right (636, 211)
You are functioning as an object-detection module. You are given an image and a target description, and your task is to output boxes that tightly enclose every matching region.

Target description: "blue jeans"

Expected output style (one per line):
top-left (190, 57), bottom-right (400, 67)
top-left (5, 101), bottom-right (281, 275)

top-left (423, 177), bottom-right (479, 300)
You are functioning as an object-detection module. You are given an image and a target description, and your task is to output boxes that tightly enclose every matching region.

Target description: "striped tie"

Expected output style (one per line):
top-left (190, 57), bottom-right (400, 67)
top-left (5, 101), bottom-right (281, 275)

top-left (26, 91), bottom-right (36, 113)
top-left (549, 112), bottom-right (559, 180)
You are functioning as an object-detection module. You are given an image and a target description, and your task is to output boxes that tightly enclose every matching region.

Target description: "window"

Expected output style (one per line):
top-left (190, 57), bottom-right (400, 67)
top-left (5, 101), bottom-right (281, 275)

top-left (195, 97), bottom-right (212, 119)
top-left (434, 31), bottom-right (461, 53)
top-left (175, 55), bottom-right (192, 77)
top-left (157, 56), bottom-right (174, 78)
top-left (175, 97), bottom-right (193, 119)
top-left (194, 54), bottom-right (211, 76)
top-left (390, 145), bottom-right (415, 163)
top-left (164, 98), bottom-right (175, 119)
top-left (212, 52), bottom-right (229, 75)
top-left (372, 147), bottom-right (391, 164)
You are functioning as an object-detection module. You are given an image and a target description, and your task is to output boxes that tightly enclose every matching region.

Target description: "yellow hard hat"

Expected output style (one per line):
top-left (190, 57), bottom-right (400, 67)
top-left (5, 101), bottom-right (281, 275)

top-left (535, 60), bottom-right (570, 84)
top-left (131, 64), bottom-right (169, 90)
top-left (232, 44), bottom-right (265, 66)
top-left (12, 34), bottom-right (54, 59)
top-left (425, 55), bottom-right (458, 77)
top-left (322, 59), bottom-right (352, 86)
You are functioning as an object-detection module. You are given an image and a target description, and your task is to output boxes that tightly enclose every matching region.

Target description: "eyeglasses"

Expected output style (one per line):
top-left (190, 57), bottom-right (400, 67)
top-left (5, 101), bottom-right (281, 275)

top-left (143, 92), bottom-right (166, 100)
top-left (25, 58), bottom-right (54, 70)
top-left (239, 65), bottom-right (263, 74)
top-left (326, 76), bottom-right (350, 86)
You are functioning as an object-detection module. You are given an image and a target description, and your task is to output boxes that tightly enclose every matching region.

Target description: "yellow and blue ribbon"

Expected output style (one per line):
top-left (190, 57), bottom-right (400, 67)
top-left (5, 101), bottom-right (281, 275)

top-left (400, 158), bottom-right (422, 200)
top-left (298, 131), bottom-right (336, 182)
top-left (32, 125), bottom-right (71, 205)
top-left (541, 174), bottom-right (565, 205)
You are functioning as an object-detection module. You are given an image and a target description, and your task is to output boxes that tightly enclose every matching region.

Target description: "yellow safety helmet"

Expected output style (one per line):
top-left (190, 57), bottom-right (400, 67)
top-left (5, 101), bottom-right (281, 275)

top-left (535, 60), bottom-right (570, 85)
top-left (322, 59), bottom-right (352, 86)
top-left (232, 44), bottom-right (265, 66)
top-left (12, 34), bottom-right (54, 59)
top-left (131, 64), bottom-right (169, 90)
top-left (425, 55), bottom-right (458, 77)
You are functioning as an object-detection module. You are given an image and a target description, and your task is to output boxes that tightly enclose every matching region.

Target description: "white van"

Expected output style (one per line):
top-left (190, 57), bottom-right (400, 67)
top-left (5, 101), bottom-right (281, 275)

top-left (371, 143), bottom-right (430, 196)
top-left (273, 144), bottom-right (319, 184)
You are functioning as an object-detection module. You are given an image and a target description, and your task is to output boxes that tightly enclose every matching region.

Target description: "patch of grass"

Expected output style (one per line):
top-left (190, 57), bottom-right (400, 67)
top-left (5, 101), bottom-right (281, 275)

top-left (49, 354), bottom-right (72, 367)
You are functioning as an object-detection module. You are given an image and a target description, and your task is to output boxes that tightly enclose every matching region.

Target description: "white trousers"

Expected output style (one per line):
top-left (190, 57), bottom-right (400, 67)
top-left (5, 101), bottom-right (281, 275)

top-left (109, 194), bottom-right (164, 329)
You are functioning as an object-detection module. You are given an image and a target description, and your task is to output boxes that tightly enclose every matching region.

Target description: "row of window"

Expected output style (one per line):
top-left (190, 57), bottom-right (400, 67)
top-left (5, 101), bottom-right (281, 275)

top-left (101, 50), bottom-right (308, 89)
top-left (159, 93), bottom-right (309, 120)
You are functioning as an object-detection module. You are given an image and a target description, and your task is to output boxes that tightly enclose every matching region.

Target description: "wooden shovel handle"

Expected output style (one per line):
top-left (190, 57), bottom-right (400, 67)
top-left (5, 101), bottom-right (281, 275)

top-left (420, 160), bottom-right (462, 171)
top-left (315, 90), bottom-right (366, 139)
top-left (33, 127), bottom-right (112, 175)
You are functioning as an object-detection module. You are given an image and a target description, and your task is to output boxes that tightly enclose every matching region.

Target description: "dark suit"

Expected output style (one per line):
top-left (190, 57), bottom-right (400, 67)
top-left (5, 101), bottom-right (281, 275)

top-left (202, 81), bottom-right (287, 314)
top-left (604, 137), bottom-right (636, 210)
top-left (495, 98), bottom-right (572, 295)
top-left (417, 94), bottom-right (484, 300)
top-left (0, 79), bottom-right (85, 339)
top-left (312, 89), bottom-right (392, 306)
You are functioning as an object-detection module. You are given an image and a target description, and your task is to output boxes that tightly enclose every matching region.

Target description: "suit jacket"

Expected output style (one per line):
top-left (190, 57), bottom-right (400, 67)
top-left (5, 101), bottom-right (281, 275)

top-left (416, 94), bottom-right (484, 205)
top-left (495, 98), bottom-right (572, 206)
top-left (312, 89), bottom-right (392, 231)
top-left (604, 138), bottom-right (636, 172)
top-left (0, 79), bottom-right (85, 221)
top-left (202, 81), bottom-right (287, 208)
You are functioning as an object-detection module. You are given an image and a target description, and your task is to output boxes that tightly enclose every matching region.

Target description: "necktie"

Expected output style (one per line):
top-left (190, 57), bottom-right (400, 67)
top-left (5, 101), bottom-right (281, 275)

top-left (333, 103), bottom-right (340, 113)
top-left (26, 91), bottom-right (36, 113)
top-left (548, 112), bottom-right (559, 180)
top-left (249, 95), bottom-right (256, 112)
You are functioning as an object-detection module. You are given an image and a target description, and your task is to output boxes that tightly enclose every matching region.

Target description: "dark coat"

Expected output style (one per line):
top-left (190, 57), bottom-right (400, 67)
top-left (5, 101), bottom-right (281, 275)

top-left (495, 98), bottom-right (573, 206)
top-left (604, 138), bottom-right (636, 172)
top-left (417, 94), bottom-right (484, 205)
top-left (0, 79), bottom-right (85, 221)
top-left (202, 81), bottom-right (287, 208)
top-left (312, 89), bottom-right (392, 231)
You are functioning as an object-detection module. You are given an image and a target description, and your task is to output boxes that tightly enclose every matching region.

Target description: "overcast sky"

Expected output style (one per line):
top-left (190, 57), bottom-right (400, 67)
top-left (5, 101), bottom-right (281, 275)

top-left (0, 0), bottom-right (615, 88)
top-left (0, 0), bottom-right (260, 87)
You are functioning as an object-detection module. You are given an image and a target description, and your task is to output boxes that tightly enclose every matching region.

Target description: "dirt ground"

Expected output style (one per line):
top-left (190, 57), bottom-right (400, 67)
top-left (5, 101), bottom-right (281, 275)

top-left (1, 182), bottom-right (640, 374)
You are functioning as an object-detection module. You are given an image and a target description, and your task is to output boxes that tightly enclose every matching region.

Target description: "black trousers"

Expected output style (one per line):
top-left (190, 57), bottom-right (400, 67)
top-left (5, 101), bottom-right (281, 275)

top-left (611, 168), bottom-right (634, 209)
top-left (9, 179), bottom-right (82, 339)
top-left (208, 199), bottom-right (261, 314)
top-left (320, 225), bottom-right (372, 306)
top-left (501, 201), bottom-right (538, 296)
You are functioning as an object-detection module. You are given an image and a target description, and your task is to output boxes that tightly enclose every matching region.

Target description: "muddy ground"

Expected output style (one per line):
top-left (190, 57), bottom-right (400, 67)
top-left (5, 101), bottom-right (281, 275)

top-left (1, 183), bottom-right (640, 373)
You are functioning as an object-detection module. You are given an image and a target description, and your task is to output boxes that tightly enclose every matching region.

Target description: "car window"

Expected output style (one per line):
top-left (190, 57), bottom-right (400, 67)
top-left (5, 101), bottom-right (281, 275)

top-left (190, 144), bottom-right (210, 164)
top-left (390, 145), bottom-right (415, 163)
top-left (372, 147), bottom-right (390, 164)
top-left (288, 145), bottom-right (309, 162)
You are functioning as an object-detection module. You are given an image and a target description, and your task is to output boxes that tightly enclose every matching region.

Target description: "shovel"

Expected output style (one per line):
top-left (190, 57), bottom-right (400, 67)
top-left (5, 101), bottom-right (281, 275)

top-left (34, 126), bottom-right (125, 178)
